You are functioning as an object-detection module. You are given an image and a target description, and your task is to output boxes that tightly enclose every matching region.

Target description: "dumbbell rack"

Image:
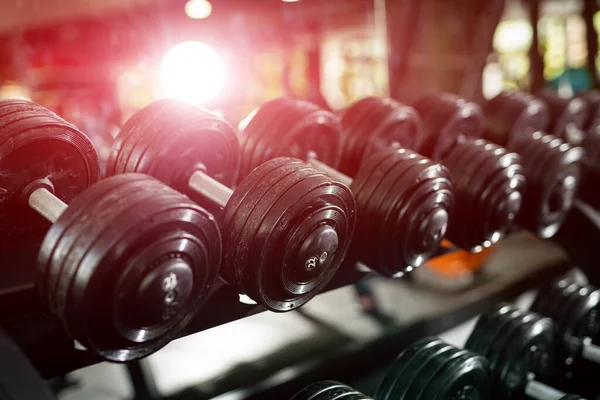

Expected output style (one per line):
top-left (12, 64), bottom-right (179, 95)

top-left (0, 231), bottom-right (570, 392)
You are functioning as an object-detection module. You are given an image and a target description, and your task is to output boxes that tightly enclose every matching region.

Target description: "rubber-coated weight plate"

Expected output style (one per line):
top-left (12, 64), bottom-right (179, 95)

top-left (537, 89), bottom-right (589, 144)
top-left (291, 381), bottom-right (372, 400)
top-left (350, 147), bottom-right (453, 275)
top-left (488, 306), bottom-right (555, 400)
top-left (441, 138), bottom-right (525, 250)
top-left (465, 304), bottom-right (512, 357)
top-left (242, 98), bottom-right (307, 180)
top-left (37, 174), bottom-right (221, 362)
top-left (339, 97), bottom-right (423, 177)
top-left (220, 157), bottom-right (355, 311)
top-left (402, 344), bottom-right (459, 399)
top-left (375, 338), bottom-right (446, 400)
top-left (413, 93), bottom-right (483, 160)
top-left (400, 342), bottom-right (455, 400)
top-left (420, 350), bottom-right (492, 400)
top-left (513, 131), bottom-right (583, 238)
top-left (530, 276), bottom-right (575, 316)
top-left (375, 338), bottom-right (491, 400)
top-left (483, 307), bottom-right (526, 373)
top-left (483, 91), bottom-right (549, 149)
top-left (107, 99), bottom-right (240, 192)
top-left (0, 100), bottom-right (100, 245)
top-left (373, 338), bottom-right (441, 400)
top-left (238, 98), bottom-right (342, 181)
top-left (535, 280), bottom-right (600, 387)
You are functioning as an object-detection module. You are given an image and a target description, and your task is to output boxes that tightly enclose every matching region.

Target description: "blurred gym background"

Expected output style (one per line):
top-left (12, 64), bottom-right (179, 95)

top-left (0, 0), bottom-right (597, 170)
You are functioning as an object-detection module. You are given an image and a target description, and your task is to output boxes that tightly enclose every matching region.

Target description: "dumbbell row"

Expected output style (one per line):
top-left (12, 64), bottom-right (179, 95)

top-left (292, 382), bottom-right (582, 400)
top-left (486, 89), bottom-right (600, 210)
top-left (0, 88), bottom-right (588, 364)
top-left (290, 299), bottom-right (596, 400)
top-left (531, 277), bottom-right (600, 396)
top-left (239, 96), bottom-right (525, 253)
top-left (238, 97), bottom-right (454, 275)
top-left (0, 99), bottom-right (357, 361)
top-left (107, 99), bottom-right (357, 312)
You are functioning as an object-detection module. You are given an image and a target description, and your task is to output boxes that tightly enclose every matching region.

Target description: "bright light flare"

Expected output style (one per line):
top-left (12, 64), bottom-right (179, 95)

top-left (185, 0), bottom-right (212, 19)
top-left (160, 41), bottom-right (225, 105)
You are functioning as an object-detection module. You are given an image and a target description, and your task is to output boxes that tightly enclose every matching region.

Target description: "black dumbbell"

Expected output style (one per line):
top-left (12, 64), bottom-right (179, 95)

top-left (337, 96), bottom-right (423, 177)
top-left (576, 91), bottom-right (600, 135)
top-left (483, 91), bottom-right (549, 149)
top-left (238, 97), bottom-right (454, 276)
top-left (106, 99), bottom-right (356, 311)
top-left (531, 278), bottom-right (600, 390)
top-left (465, 304), bottom-right (585, 400)
top-left (374, 337), bottom-right (492, 399)
top-left (571, 92), bottom-right (600, 208)
top-left (536, 89), bottom-right (589, 146)
top-left (0, 100), bottom-right (221, 361)
top-left (483, 91), bottom-right (584, 238)
top-left (0, 99), bottom-right (100, 245)
top-left (410, 93), bottom-right (483, 161)
top-left (409, 93), bottom-right (526, 251)
top-left (291, 381), bottom-right (372, 399)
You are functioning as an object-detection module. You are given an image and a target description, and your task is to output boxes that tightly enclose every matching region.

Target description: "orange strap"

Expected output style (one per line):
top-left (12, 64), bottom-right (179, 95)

top-left (426, 244), bottom-right (496, 277)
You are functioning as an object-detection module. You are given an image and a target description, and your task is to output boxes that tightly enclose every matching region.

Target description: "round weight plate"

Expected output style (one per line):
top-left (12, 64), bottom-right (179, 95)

top-left (340, 97), bottom-right (392, 172)
top-left (537, 89), bottom-right (589, 143)
top-left (380, 168), bottom-right (452, 273)
top-left (465, 304), bottom-right (513, 357)
top-left (551, 283), bottom-right (585, 342)
top-left (483, 91), bottom-right (549, 149)
top-left (402, 344), bottom-right (460, 399)
top-left (291, 381), bottom-right (372, 400)
top-left (243, 99), bottom-right (308, 181)
top-left (530, 277), bottom-right (575, 317)
top-left (420, 350), bottom-right (492, 400)
top-left (578, 90), bottom-right (600, 131)
top-left (37, 174), bottom-right (221, 361)
top-left (513, 132), bottom-right (583, 238)
top-left (569, 286), bottom-right (600, 347)
top-left (220, 159), bottom-right (317, 290)
top-left (442, 139), bottom-right (525, 250)
top-left (339, 97), bottom-right (423, 177)
top-left (238, 98), bottom-right (294, 180)
top-left (238, 98), bottom-right (342, 182)
top-left (107, 99), bottom-right (240, 191)
top-left (357, 151), bottom-right (422, 240)
top-left (219, 158), bottom-right (300, 286)
top-left (220, 157), bottom-right (355, 311)
top-left (374, 338), bottom-right (446, 400)
top-left (442, 140), bottom-right (492, 249)
top-left (0, 100), bottom-right (100, 245)
top-left (413, 93), bottom-right (484, 160)
top-left (483, 307), bottom-right (526, 373)
top-left (551, 283), bottom-right (600, 384)
top-left (401, 343), bottom-right (456, 399)
top-left (351, 148), bottom-right (452, 275)
top-left (494, 310), bottom-right (555, 400)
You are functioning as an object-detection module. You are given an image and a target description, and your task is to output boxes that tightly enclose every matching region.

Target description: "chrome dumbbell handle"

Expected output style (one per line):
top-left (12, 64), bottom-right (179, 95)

top-left (307, 158), bottom-right (352, 187)
top-left (581, 337), bottom-right (600, 364)
top-left (524, 379), bottom-right (567, 400)
top-left (188, 170), bottom-right (233, 209)
top-left (28, 188), bottom-right (68, 224)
